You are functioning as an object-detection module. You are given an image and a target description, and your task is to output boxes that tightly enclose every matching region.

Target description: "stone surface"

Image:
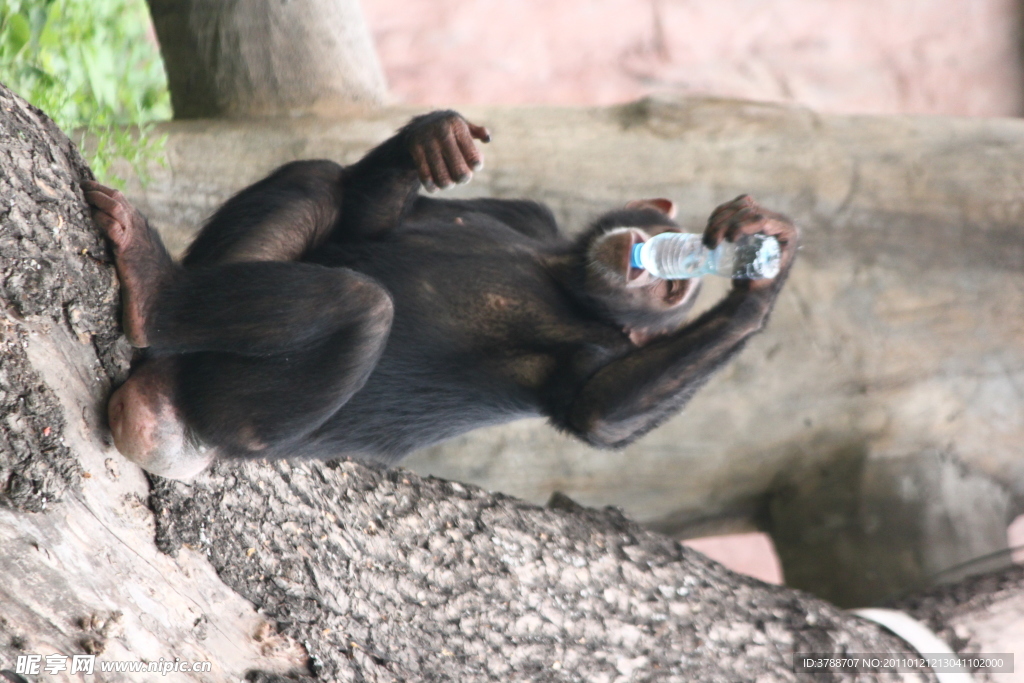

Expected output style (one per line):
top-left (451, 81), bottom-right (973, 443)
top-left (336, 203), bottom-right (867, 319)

top-left (770, 449), bottom-right (1015, 607)
top-left (363, 0), bottom-right (1023, 116)
top-left (118, 98), bottom-right (1024, 603)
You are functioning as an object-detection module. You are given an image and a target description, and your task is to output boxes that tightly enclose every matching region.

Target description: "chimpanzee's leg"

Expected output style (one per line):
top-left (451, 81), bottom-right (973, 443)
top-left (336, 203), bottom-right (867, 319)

top-left (83, 181), bottom-right (174, 348)
top-left (151, 262), bottom-right (394, 456)
top-left (106, 265), bottom-right (393, 474)
top-left (84, 182), bottom-right (393, 476)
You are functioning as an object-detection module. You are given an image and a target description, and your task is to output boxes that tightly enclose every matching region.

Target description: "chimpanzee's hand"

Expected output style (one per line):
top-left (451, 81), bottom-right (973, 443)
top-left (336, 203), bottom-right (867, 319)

top-left (405, 110), bottom-right (490, 192)
top-left (703, 195), bottom-right (799, 292)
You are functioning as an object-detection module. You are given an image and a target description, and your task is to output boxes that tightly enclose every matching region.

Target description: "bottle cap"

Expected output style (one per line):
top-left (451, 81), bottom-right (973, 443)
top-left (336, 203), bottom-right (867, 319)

top-left (630, 243), bottom-right (645, 269)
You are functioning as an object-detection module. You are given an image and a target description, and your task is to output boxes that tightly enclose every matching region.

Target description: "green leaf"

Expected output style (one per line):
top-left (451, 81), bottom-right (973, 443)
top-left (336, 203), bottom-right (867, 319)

top-left (5, 12), bottom-right (31, 54)
top-left (2, 0), bottom-right (171, 186)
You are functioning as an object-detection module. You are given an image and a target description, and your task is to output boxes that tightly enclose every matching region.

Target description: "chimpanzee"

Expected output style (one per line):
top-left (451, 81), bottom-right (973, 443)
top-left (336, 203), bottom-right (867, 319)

top-left (83, 110), bottom-right (798, 479)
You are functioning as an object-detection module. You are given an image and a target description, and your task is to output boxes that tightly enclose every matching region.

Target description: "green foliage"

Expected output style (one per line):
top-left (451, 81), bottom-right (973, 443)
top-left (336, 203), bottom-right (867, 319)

top-left (0, 0), bottom-right (171, 186)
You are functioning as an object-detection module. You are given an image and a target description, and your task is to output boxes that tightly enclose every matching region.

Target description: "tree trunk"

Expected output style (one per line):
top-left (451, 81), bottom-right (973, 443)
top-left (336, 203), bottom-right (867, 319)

top-left (1, 84), bottom-right (1020, 681)
top-left (145, 0), bottom-right (387, 119)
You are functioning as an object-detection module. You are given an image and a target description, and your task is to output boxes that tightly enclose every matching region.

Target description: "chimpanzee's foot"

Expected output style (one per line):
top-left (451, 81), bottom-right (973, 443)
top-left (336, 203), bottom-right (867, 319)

top-left (82, 180), bottom-right (175, 348)
top-left (107, 358), bottom-right (215, 480)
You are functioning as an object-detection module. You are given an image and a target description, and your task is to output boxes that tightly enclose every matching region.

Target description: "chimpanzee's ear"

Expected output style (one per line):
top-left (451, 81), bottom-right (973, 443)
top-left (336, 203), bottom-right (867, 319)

top-left (625, 198), bottom-right (676, 219)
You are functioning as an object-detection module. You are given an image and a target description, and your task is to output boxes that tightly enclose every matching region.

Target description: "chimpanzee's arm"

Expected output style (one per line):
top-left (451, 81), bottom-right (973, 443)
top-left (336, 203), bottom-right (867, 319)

top-left (562, 199), bottom-right (798, 447)
top-left (563, 286), bottom-right (778, 447)
top-left (184, 112), bottom-right (489, 267)
top-left (335, 110), bottom-right (490, 240)
top-left (183, 160), bottom-right (346, 267)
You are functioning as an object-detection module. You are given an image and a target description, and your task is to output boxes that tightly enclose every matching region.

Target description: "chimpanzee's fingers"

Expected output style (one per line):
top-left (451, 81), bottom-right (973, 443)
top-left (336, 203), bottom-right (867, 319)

top-left (704, 209), bottom-right (734, 248)
top-left (709, 194), bottom-right (755, 220)
top-left (724, 207), bottom-right (763, 242)
top-left (453, 121), bottom-right (484, 175)
top-left (423, 137), bottom-right (454, 190)
top-left (702, 225), bottom-right (725, 250)
top-left (81, 179), bottom-right (118, 197)
top-left (736, 214), bottom-right (781, 238)
top-left (83, 195), bottom-right (125, 238)
top-left (702, 218), bottom-right (728, 250)
top-left (467, 122), bottom-right (491, 144)
top-left (705, 202), bottom-right (747, 248)
top-left (439, 125), bottom-right (473, 185)
top-left (704, 194), bottom-right (755, 249)
top-left (731, 207), bottom-right (798, 248)
top-left (83, 188), bottom-right (138, 244)
top-left (410, 144), bottom-right (436, 192)
top-left (89, 210), bottom-right (121, 234)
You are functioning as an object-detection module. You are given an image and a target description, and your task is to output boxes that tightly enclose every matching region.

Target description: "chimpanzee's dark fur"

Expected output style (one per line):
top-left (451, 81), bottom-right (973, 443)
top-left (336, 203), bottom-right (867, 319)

top-left (129, 111), bottom-right (794, 464)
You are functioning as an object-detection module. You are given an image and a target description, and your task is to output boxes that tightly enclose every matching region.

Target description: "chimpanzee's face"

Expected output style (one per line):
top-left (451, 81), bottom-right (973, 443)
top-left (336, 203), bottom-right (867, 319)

top-left (583, 222), bottom-right (701, 345)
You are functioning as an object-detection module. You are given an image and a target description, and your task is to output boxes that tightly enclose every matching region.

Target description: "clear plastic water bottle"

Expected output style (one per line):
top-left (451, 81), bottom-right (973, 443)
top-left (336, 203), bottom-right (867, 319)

top-left (630, 233), bottom-right (781, 279)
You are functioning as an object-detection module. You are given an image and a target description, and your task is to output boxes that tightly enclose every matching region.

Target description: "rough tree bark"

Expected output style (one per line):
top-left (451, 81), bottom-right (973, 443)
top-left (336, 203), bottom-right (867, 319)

top-left (0, 86), bottom-right (1021, 682)
top-left (145, 0), bottom-right (387, 118)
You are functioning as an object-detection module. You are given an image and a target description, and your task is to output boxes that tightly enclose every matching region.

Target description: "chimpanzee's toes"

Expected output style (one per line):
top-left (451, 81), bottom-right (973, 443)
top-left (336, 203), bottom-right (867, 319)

top-left (83, 185), bottom-right (138, 248)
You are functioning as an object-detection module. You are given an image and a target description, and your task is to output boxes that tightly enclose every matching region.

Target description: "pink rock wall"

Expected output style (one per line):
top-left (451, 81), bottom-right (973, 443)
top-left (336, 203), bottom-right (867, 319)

top-left (364, 0), bottom-right (1023, 116)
